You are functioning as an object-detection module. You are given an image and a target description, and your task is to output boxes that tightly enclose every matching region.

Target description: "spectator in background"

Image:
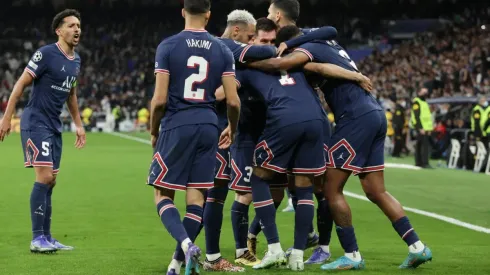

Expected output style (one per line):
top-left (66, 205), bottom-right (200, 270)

top-left (392, 96), bottom-right (406, 157)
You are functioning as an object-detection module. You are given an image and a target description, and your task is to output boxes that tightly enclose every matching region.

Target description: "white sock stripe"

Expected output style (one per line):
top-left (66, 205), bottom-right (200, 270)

top-left (297, 200), bottom-right (315, 206)
top-left (185, 213), bottom-right (202, 223)
top-left (401, 228), bottom-right (414, 239)
top-left (159, 204), bottom-right (176, 216)
top-left (253, 199), bottom-right (274, 208)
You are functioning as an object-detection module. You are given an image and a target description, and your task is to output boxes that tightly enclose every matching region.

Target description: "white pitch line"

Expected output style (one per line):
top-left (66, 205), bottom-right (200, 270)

top-left (109, 132), bottom-right (490, 235)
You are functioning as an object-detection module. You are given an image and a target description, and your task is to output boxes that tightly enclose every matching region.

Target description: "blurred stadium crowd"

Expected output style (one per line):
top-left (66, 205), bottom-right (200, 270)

top-left (0, 0), bottom-right (489, 167)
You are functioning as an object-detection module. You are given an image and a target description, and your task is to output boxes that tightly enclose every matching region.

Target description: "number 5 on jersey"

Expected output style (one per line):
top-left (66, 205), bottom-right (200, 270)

top-left (184, 56), bottom-right (208, 101)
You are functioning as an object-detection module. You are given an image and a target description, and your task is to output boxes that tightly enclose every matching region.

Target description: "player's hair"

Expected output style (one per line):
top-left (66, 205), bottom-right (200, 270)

top-left (255, 18), bottom-right (277, 34)
top-left (184, 0), bottom-right (211, 15)
top-left (51, 9), bottom-right (81, 35)
top-left (227, 10), bottom-right (256, 27)
top-left (276, 25), bottom-right (301, 45)
top-left (271, 0), bottom-right (300, 22)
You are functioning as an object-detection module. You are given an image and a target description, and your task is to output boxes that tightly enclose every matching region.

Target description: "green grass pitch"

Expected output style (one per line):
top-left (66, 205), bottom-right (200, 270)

top-left (1, 133), bottom-right (490, 274)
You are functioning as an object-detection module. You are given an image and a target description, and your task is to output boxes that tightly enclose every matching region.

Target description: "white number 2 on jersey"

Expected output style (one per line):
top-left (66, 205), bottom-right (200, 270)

top-left (338, 50), bottom-right (359, 71)
top-left (184, 56), bottom-right (208, 101)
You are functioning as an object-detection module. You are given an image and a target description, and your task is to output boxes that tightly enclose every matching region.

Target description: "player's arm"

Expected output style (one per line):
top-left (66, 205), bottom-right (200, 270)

top-left (67, 84), bottom-right (86, 149)
top-left (238, 45), bottom-right (277, 63)
top-left (283, 26), bottom-right (338, 50)
top-left (0, 71), bottom-right (33, 141)
top-left (315, 87), bottom-right (329, 111)
top-left (248, 51), bottom-right (310, 72)
top-left (215, 86), bottom-right (225, 101)
top-left (303, 62), bottom-right (373, 92)
top-left (150, 73), bottom-right (169, 137)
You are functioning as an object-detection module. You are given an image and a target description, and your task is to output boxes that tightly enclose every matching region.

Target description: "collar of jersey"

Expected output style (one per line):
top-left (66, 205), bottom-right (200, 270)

top-left (55, 42), bottom-right (75, 60)
top-left (182, 29), bottom-right (207, 33)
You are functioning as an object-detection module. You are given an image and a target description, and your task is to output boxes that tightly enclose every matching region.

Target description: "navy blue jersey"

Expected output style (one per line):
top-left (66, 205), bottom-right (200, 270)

top-left (236, 87), bottom-right (266, 145)
top-left (295, 40), bottom-right (382, 120)
top-left (217, 38), bottom-right (275, 132)
top-left (236, 68), bottom-right (324, 130)
top-left (21, 43), bottom-right (81, 134)
top-left (154, 30), bottom-right (235, 131)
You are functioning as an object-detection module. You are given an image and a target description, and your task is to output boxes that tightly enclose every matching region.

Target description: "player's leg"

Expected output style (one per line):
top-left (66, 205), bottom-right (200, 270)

top-left (147, 126), bottom-right (201, 275)
top-left (22, 130), bottom-right (57, 253)
top-left (359, 111), bottom-right (431, 268)
top-left (229, 146), bottom-right (260, 265)
top-left (288, 120), bottom-right (325, 271)
top-left (320, 118), bottom-right (370, 271)
top-left (305, 174), bottom-right (332, 264)
top-left (43, 134), bottom-right (72, 250)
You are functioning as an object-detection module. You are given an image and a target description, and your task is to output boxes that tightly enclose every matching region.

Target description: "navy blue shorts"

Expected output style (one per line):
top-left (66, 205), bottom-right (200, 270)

top-left (229, 144), bottom-right (254, 192)
top-left (230, 144), bottom-right (288, 192)
top-left (147, 124), bottom-right (218, 191)
top-left (215, 148), bottom-right (231, 180)
top-left (326, 110), bottom-right (387, 175)
top-left (254, 120), bottom-right (326, 175)
top-left (21, 130), bottom-right (62, 174)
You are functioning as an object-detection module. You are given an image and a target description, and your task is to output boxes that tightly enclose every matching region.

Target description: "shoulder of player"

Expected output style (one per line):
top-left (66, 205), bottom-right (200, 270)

top-left (157, 34), bottom-right (180, 48)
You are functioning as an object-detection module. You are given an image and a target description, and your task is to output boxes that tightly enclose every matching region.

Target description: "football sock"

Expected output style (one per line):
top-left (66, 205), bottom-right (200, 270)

top-left (174, 205), bottom-right (203, 262)
top-left (315, 192), bottom-right (332, 246)
top-left (248, 199), bottom-right (282, 237)
top-left (157, 199), bottom-right (188, 243)
top-left (251, 174), bottom-right (279, 244)
top-left (43, 186), bottom-right (53, 239)
top-left (236, 248), bottom-right (248, 258)
top-left (168, 259), bottom-right (183, 274)
top-left (336, 226), bottom-right (361, 262)
top-left (231, 201), bottom-right (249, 250)
top-left (30, 182), bottom-right (49, 239)
top-left (294, 186), bottom-right (314, 250)
top-left (392, 216), bottom-right (424, 253)
top-left (204, 186), bottom-right (228, 256)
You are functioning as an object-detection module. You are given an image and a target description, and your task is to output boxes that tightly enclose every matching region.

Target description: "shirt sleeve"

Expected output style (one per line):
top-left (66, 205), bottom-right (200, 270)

top-left (286, 26), bottom-right (338, 49)
top-left (222, 45), bottom-right (236, 77)
top-left (238, 45), bottom-right (276, 63)
top-left (154, 41), bottom-right (172, 75)
top-left (25, 48), bottom-right (49, 79)
top-left (293, 42), bottom-right (317, 62)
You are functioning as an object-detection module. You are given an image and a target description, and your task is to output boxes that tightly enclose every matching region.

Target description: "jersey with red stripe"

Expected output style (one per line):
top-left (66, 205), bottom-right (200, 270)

top-left (294, 40), bottom-right (382, 121)
top-left (21, 43), bottom-right (81, 134)
top-left (154, 30), bottom-right (235, 131)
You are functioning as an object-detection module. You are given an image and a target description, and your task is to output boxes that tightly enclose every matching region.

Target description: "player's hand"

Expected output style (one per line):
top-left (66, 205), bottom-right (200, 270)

top-left (74, 126), bottom-right (86, 149)
top-left (277, 42), bottom-right (288, 57)
top-left (0, 118), bottom-right (11, 142)
top-left (219, 126), bottom-right (235, 149)
top-left (151, 134), bottom-right (158, 149)
top-left (357, 74), bottom-right (373, 92)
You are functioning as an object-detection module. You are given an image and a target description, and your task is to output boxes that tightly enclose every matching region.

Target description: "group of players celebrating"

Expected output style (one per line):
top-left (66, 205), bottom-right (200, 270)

top-left (0, 0), bottom-right (433, 274)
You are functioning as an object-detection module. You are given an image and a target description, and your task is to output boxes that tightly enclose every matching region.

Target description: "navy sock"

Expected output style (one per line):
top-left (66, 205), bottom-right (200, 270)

top-left (43, 186), bottom-right (53, 238)
top-left (290, 189), bottom-right (298, 210)
top-left (157, 199), bottom-right (188, 244)
top-left (336, 226), bottom-right (359, 253)
top-left (294, 186), bottom-right (314, 250)
top-left (251, 174), bottom-right (279, 244)
top-left (231, 201), bottom-right (249, 249)
top-left (393, 216), bottom-right (420, 246)
top-left (30, 182), bottom-right (50, 239)
top-left (315, 192), bottom-right (332, 246)
top-left (204, 186), bottom-right (228, 254)
top-left (174, 204), bottom-right (203, 261)
top-left (249, 214), bottom-right (262, 236)
top-left (248, 200), bottom-right (281, 237)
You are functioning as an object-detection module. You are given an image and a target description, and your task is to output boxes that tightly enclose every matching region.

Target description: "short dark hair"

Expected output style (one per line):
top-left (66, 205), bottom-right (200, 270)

top-left (276, 25), bottom-right (301, 45)
top-left (271, 0), bottom-right (300, 22)
top-left (184, 0), bottom-right (211, 15)
top-left (51, 9), bottom-right (81, 35)
top-left (255, 18), bottom-right (277, 34)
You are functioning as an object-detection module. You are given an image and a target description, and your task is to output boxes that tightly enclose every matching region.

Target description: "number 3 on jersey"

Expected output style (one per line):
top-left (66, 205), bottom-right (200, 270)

top-left (184, 56), bottom-right (208, 101)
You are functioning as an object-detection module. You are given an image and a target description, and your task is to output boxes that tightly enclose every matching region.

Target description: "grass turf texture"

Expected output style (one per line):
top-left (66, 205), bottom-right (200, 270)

top-left (1, 132), bottom-right (490, 275)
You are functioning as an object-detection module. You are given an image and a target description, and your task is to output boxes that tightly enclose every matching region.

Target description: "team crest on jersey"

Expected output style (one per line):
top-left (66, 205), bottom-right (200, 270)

top-left (32, 51), bottom-right (42, 62)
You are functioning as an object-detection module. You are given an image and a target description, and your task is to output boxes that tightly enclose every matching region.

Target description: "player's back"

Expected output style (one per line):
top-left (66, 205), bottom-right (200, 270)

top-left (237, 68), bottom-right (324, 129)
top-left (297, 40), bottom-right (382, 121)
top-left (21, 43), bottom-right (81, 134)
top-left (155, 30), bottom-right (235, 131)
